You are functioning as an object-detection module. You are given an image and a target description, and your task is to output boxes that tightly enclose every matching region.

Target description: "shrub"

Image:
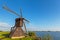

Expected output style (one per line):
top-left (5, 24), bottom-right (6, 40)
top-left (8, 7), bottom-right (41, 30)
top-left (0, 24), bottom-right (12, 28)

top-left (42, 34), bottom-right (53, 40)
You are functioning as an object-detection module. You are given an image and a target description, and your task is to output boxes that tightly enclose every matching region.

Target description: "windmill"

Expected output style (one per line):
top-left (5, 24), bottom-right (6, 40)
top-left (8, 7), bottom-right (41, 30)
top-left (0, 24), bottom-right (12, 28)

top-left (3, 5), bottom-right (29, 38)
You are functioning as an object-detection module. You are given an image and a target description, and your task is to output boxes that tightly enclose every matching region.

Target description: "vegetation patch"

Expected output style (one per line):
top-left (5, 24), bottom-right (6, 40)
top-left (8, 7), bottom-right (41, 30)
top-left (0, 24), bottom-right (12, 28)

top-left (0, 31), bottom-right (35, 40)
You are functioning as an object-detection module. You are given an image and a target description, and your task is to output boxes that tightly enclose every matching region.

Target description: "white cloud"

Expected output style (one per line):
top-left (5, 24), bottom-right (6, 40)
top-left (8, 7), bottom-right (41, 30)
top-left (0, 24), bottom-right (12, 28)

top-left (0, 22), bottom-right (60, 31)
top-left (27, 26), bottom-right (60, 31)
top-left (26, 23), bottom-right (60, 31)
top-left (0, 22), bottom-right (11, 31)
top-left (0, 22), bottom-right (11, 27)
top-left (26, 23), bottom-right (41, 31)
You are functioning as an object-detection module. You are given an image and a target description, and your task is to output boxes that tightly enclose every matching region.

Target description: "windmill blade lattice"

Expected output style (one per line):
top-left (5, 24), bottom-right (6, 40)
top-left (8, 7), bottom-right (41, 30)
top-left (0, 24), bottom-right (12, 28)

top-left (24, 18), bottom-right (30, 23)
top-left (3, 5), bottom-right (20, 16)
top-left (23, 21), bottom-right (27, 34)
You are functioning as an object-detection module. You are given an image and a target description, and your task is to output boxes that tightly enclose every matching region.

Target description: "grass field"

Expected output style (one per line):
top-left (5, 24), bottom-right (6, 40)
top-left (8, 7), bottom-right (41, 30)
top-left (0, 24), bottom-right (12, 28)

top-left (0, 31), bottom-right (34, 40)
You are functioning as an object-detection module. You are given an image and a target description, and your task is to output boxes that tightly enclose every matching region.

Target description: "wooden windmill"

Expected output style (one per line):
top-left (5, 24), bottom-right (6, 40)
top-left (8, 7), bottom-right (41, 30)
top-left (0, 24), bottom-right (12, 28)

top-left (3, 5), bottom-right (29, 38)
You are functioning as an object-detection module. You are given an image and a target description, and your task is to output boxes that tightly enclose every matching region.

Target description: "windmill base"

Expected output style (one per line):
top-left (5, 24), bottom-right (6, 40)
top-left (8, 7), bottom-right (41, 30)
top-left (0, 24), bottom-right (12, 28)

top-left (9, 27), bottom-right (25, 39)
top-left (10, 35), bottom-right (25, 39)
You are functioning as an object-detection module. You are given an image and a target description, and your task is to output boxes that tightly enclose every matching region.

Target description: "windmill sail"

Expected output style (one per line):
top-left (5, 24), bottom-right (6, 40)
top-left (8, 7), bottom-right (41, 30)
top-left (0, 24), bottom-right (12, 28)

top-left (3, 6), bottom-right (20, 16)
top-left (20, 8), bottom-right (22, 18)
top-left (23, 21), bottom-right (27, 34)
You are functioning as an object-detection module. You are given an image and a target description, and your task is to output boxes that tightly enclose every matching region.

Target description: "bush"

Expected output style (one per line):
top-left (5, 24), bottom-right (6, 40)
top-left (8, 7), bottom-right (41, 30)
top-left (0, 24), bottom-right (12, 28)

top-left (42, 34), bottom-right (53, 40)
top-left (28, 31), bottom-right (36, 37)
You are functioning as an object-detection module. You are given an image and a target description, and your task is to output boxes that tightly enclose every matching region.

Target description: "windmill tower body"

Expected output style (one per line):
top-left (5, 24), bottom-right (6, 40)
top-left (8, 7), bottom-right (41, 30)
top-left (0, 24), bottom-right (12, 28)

top-left (15, 18), bottom-right (23, 27)
top-left (9, 18), bottom-right (25, 39)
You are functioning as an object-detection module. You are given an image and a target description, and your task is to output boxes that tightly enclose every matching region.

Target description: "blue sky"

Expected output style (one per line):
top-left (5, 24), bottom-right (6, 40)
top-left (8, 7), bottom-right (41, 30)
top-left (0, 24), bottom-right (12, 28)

top-left (0, 0), bottom-right (60, 31)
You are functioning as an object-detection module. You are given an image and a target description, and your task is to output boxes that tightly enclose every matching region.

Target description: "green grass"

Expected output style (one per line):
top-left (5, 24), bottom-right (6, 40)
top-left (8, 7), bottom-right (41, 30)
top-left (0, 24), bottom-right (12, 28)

top-left (0, 31), bottom-right (34, 40)
top-left (0, 31), bottom-right (9, 38)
